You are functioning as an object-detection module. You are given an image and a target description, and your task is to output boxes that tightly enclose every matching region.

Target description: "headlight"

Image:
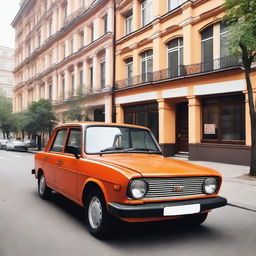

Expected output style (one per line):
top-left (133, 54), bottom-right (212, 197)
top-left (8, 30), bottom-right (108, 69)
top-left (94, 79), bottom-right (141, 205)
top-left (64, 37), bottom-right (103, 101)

top-left (129, 179), bottom-right (148, 199)
top-left (203, 177), bottom-right (219, 195)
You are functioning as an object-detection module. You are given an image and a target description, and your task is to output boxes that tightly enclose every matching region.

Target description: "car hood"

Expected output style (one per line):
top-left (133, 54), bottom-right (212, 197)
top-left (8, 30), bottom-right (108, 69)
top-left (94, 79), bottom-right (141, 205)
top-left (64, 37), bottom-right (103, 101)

top-left (92, 153), bottom-right (220, 177)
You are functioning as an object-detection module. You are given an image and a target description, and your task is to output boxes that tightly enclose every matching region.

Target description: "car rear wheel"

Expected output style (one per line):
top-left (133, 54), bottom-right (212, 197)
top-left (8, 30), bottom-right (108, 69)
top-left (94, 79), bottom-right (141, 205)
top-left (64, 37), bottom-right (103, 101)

top-left (85, 189), bottom-right (116, 238)
top-left (182, 212), bottom-right (208, 226)
top-left (38, 173), bottom-right (51, 199)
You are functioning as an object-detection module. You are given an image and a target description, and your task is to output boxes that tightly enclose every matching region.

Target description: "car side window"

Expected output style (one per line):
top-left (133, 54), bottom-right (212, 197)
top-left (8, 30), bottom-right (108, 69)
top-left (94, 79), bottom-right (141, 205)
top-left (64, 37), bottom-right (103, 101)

top-left (64, 128), bottom-right (82, 154)
top-left (50, 129), bottom-right (67, 152)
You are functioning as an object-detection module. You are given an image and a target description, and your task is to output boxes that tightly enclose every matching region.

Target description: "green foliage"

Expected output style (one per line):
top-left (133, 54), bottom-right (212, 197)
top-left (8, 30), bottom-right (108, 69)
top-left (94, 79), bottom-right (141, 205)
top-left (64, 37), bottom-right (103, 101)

top-left (224, 0), bottom-right (256, 61)
top-left (67, 103), bottom-right (83, 121)
top-left (24, 99), bottom-right (57, 135)
top-left (0, 95), bottom-right (15, 138)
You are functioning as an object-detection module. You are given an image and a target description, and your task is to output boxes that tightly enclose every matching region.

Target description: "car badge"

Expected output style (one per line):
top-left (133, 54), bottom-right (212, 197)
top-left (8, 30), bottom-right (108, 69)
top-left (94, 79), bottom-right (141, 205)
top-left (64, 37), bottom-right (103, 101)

top-left (172, 186), bottom-right (184, 192)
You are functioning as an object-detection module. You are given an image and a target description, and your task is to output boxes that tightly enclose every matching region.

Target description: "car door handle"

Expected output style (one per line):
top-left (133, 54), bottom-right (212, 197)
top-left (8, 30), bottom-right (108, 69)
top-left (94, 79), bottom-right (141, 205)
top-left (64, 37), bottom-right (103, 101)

top-left (43, 157), bottom-right (48, 161)
top-left (57, 160), bottom-right (63, 166)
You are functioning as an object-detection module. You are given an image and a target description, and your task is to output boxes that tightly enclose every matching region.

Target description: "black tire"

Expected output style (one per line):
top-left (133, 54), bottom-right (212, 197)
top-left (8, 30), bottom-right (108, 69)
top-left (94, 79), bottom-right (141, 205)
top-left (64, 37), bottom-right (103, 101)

top-left (85, 189), bottom-right (116, 238)
top-left (182, 212), bottom-right (208, 226)
top-left (38, 173), bottom-right (51, 199)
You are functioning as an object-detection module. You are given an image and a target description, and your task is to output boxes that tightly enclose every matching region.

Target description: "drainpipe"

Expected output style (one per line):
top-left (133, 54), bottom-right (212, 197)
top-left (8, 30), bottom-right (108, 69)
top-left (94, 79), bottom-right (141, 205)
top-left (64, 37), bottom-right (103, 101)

top-left (111, 0), bottom-right (117, 123)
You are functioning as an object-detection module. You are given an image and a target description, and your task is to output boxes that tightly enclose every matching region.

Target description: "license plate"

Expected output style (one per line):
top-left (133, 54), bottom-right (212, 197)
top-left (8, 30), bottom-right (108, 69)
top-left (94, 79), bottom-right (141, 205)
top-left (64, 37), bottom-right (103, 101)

top-left (163, 204), bottom-right (200, 216)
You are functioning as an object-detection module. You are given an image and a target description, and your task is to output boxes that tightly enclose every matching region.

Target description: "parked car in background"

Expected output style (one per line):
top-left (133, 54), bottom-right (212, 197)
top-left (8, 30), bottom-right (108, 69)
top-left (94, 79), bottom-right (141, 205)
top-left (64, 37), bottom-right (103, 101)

top-left (0, 139), bottom-right (9, 150)
top-left (6, 140), bottom-right (28, 152)
top-left (25, 139), bottom-right (37, 148)
top-left (32, 122), bottom-right (227, 238)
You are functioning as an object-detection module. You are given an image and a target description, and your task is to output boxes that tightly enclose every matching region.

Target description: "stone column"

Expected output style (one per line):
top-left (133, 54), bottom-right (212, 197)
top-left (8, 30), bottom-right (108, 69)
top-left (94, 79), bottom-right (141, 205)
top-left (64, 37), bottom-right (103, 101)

top-left (57, 72), bottom-right (63, 101)
top-left (44, 80), bottom-right (49, 99)
top-left (133, 0), bottom-right (140, 30)
top-left (105, 46), bottom-right (113, 87)
top-left (188, 96), bottom-right (201, 144)
top-left (64, 69), bottom-right (70, 99)
top-left (116, 104), bottom-right (124, 123)
top-left (35, 83), bottom-right (40, 101)
top-left (83, 60), bottom-right (89, 92)
top-left (67, 0), bottom-right (72, 16)
top-left (158, 99), bottom-right (176, 155)
top-left (73, 32), bottom-right (79, 52)
top-left (107, 7), bottom-right (114, 33)
top-left (52, 73), bottom-right (58, 102)
top-left (104, 94), bottom-right (112, 123)
top-left (93, 17), bottom-right (100, 40)
top-left (74, 64), bottom-right (79, 96)
top-left (93, 55), bottom-right (100, 91)
top-left (84, 25), bottom-right (90, 46)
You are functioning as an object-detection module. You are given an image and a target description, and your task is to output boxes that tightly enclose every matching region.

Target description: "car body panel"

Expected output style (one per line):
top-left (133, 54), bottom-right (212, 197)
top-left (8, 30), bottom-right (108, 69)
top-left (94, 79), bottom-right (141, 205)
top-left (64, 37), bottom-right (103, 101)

top-left (34, 122), bottom-right (226, 222)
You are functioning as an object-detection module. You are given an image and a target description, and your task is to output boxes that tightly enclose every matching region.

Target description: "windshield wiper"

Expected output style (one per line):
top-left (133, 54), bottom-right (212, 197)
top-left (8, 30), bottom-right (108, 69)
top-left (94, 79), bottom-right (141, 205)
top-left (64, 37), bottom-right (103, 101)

top-left (123, 148), bottom-right (158, 153)
top-left (100, 147), bottom-right (125, 153)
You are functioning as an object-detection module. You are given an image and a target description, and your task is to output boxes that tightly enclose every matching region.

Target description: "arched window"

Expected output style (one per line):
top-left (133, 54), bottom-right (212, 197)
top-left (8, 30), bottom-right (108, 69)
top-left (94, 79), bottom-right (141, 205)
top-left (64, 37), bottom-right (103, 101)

top-left (140, 50), bottom-right (153, 82)
top-left (167, 38), bottom-right (183, 77)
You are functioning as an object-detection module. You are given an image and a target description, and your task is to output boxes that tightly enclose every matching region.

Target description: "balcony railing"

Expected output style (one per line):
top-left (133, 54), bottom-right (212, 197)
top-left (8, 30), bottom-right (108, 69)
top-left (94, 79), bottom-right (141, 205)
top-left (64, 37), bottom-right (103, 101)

top-left (115, 56), bottom-right (241, 90)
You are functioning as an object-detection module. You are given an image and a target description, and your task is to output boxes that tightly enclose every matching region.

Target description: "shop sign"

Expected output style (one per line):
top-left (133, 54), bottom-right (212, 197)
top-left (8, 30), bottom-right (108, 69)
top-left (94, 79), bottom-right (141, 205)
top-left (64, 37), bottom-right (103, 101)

top-left (204, 124), bottom-right (216, 134)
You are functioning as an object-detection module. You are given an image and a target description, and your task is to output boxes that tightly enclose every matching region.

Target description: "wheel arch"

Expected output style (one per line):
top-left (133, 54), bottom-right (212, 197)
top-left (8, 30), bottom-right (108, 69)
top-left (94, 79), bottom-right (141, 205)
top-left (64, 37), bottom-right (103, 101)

top-left (81, 179), bottom-right (109, 207)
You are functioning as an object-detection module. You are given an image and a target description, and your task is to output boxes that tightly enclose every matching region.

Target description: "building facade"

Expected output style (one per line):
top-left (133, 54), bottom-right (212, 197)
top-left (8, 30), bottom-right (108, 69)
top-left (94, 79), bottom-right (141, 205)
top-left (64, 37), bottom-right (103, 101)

top-left (114, 0), bottom-right (256, 165)
top-left (0, 46), bottom-right (15, 98)
top-left (12, 0), bottom-right (114, 122)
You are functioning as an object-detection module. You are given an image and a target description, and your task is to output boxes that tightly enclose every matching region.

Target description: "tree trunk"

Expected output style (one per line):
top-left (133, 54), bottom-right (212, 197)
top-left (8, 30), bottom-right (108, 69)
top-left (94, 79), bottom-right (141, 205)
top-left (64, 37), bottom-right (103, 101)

top-left (37, 134), bottom-right (42, 151)
top-left (244, 69), bottom-right (256, 176)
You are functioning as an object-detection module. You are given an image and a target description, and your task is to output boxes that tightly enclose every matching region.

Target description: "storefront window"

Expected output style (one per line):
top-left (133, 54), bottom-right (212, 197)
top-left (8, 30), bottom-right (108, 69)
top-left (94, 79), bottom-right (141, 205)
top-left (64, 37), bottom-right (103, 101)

top-left (124, 103), bottom-right (159, 140)
top-left (202, 95), bottom-right (245, 142)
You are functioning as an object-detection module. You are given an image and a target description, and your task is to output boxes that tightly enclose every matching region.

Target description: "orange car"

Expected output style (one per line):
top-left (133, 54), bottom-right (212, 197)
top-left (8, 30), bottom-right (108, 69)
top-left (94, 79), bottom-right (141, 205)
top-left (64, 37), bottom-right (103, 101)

top-left (32, 122), bottom-right (227, 238)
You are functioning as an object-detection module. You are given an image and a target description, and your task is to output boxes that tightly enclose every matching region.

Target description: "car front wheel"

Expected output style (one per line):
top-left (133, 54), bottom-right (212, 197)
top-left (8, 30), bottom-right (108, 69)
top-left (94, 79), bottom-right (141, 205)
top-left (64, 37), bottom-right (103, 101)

top-left (38, 173), bottom-right (51, 199)
top-left (85, 189), bottom-right (116, 238)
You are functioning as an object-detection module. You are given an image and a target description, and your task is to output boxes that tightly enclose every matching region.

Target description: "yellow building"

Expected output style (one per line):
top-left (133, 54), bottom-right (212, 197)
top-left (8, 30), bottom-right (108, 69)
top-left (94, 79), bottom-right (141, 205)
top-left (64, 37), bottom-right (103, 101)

top-left (12, 0), bottom-right (114, 122)
top-left (114, 0), bottom-right (255, 165)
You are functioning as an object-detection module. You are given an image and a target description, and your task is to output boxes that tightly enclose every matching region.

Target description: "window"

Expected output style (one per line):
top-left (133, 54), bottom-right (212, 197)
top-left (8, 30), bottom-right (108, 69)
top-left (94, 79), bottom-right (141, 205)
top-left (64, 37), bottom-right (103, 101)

top-left (49, 84), bottom-right (52, 101)
top-left (124, 103), bottom-right (159, 140)
top-left (141, 0), bottom-right (153, 27)
top-left (141, 50), bottom-right (153, 82)
top-left (125, 58), bottom-right (133, 85)
top-left (100, 60), bottom-right (105, 88)
top-left (63, 43), bottom-right (66, 58)
top-left (38, 33), bottom-right (41, 47)
top-left (125, 12), bottom-right (133, 35)
top-left (49, 19), bottom-right (52, 37)
top-left (71, 74), bottom-right (75, 96)
top-left (90, 24), bottom-right (94, 42)
top-left (62, 77), bottom-right (65, 99)
top-left (89, 66), bottom-right (93, 89)
top-left (50, 129), bottom-right (67, 152)
top-left (64, 128), bottom-right (82, 154)
top-left (202, 95), bottom-right (245, 142)
top-left (80, 31), bottom-right (84, 47)
top-left (79, 69), bottom-right (83, 87)
top-left (167, 38), bottom-right (184, 77)
top-left (169, 0), bottom-right (181, 11)
top-left (71, 38), bottom-right (74, 54)
top-left (201, 26), bottom-right (213, 72)
top-left (103, 15), bottom-right (108, 34)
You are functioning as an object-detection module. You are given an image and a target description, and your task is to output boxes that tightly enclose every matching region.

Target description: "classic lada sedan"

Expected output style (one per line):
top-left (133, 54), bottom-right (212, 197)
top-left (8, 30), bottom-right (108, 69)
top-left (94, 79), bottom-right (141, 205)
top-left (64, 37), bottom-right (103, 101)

top-left (32, 122), bottom-right (227, 238)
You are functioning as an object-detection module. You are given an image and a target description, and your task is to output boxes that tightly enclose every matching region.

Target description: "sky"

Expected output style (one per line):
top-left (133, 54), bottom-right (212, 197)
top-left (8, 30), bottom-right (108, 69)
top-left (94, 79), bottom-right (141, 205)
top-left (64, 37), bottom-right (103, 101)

top-left (0, 0), bottom-right (20, 49)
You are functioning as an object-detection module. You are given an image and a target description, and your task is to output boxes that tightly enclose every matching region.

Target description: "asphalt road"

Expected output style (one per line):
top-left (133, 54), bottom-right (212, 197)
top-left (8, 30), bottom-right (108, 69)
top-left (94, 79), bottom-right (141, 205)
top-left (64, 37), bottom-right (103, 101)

top-left (0, 150), bottom-right (256, 256)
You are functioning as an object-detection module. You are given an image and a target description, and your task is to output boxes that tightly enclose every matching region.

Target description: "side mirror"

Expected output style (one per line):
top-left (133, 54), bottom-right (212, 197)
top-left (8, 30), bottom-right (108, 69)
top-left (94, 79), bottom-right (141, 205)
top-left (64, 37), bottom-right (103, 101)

top-left (66, 145), bottom-right (80, 159)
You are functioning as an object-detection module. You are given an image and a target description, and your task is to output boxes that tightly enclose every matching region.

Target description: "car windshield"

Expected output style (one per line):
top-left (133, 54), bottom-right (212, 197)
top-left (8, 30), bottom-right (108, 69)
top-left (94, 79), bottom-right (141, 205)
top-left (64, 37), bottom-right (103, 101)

top-left (85, 126), bottom-right (161, 154)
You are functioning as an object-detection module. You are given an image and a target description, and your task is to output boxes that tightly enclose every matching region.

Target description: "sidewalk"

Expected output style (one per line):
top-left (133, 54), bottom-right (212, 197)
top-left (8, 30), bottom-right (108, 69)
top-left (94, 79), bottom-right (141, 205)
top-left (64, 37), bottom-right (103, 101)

top-left (177, 159), bottom-right (256, 212)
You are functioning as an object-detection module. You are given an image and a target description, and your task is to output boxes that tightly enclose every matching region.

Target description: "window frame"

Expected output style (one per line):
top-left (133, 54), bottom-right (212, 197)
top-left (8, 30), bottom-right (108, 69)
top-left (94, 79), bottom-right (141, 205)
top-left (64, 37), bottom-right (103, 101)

top-left (125, 12), bottom-right (133, 35)
top-left (201, 95), bottom-right (245, 144)
top-left (64, 127), bottom-right (82, 155)
top-left (141, 0), bottom-right (153, 27)
top-left (140, 50), bottom-right (153, 82)
top-left (50, 128), bottom-right (68, 153)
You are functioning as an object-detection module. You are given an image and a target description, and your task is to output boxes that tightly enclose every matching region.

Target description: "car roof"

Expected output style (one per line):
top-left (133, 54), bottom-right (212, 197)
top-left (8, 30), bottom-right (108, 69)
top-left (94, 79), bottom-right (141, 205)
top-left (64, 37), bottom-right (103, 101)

top-left (56, 122), bottom-right (150, 130)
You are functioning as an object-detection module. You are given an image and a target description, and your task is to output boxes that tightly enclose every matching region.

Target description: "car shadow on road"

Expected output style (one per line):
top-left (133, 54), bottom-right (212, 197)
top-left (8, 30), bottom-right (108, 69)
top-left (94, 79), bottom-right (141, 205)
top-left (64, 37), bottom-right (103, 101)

top-left (35, 191), bottom-right (225, 245)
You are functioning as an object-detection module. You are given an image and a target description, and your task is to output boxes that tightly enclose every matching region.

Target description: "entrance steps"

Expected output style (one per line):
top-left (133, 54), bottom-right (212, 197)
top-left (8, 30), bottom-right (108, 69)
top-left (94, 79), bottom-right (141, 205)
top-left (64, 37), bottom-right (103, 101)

top-left (171, 152), bottom-right (189, 161)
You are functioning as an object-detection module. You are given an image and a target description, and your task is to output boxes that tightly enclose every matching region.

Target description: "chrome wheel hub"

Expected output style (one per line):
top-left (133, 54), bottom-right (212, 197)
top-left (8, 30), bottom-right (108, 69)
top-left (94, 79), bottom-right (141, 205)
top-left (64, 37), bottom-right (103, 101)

top-left (39, 176), bottom-right (46, 195)
top-left (88, 196), bottom-right (102, 229)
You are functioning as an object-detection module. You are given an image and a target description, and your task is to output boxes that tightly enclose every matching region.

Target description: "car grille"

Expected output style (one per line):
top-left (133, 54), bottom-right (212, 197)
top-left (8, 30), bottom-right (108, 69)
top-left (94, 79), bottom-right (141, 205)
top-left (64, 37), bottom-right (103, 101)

top-left (144, 177), bottom-right (208, 199)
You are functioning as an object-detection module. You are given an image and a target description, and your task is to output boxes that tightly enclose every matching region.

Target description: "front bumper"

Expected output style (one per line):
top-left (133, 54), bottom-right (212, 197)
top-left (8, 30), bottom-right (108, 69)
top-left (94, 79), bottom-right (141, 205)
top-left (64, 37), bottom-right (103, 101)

top-left (108, 196), bottom-right (227, 218)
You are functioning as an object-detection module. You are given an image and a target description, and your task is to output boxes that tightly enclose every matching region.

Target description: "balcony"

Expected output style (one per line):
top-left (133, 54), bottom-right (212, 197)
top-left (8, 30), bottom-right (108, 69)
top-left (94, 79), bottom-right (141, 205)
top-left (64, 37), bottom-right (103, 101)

top-left (115, 56), bottom-right (241, 90)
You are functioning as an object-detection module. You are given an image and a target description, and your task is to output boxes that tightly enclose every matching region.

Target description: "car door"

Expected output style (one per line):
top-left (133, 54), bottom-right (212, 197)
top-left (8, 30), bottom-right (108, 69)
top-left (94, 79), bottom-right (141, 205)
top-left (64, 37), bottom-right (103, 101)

top-left (46, 128), bottom-right (68, 190)
top-left (55, 127), bottom-right (82, 202)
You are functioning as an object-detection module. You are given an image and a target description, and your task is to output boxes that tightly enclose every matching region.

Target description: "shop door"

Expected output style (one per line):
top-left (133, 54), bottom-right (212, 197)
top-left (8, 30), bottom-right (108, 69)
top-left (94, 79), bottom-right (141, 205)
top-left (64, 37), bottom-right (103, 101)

top-left (176, 102), bottom-right (188, 152)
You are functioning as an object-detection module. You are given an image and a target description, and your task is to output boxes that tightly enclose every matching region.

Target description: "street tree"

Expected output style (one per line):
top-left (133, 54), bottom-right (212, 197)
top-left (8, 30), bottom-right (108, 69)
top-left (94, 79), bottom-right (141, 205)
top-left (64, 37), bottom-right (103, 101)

top-left (224, 0), bottom-right (256, 176)
top-left (25, 99), bottom-right (57, 150)
top-left (0, 95), bottom-right (15, 138)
